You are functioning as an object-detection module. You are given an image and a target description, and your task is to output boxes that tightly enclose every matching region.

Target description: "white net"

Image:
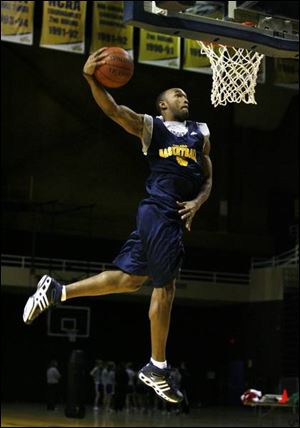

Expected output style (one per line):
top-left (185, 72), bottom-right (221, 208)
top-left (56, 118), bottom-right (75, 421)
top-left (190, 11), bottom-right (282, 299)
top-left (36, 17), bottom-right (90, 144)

top-left (198, 41), bottom-right (265, 107)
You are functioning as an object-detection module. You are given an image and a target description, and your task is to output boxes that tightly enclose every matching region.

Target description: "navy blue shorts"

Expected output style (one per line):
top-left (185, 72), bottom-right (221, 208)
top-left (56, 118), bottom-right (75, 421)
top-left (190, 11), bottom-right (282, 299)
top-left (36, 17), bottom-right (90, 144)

top-left (113, 200), bottom-right (184, 287)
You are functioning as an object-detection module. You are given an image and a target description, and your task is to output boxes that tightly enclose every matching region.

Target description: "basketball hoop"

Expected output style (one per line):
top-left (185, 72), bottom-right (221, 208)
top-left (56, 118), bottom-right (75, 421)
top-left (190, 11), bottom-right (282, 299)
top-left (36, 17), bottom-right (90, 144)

top-left (198, 40), bottom-right (264, 107)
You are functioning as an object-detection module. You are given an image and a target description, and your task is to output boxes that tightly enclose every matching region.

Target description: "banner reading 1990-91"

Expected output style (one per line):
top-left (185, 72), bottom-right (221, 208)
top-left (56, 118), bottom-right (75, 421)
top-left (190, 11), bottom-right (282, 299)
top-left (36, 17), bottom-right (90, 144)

top-left (40, 1), bottom-right (87, 54)
top-left (1, 1), bottom-right (35, 45)
top-left (90, 1), bottom-right (133, 56)
top-left (138, 29), bottom-right (180, 69)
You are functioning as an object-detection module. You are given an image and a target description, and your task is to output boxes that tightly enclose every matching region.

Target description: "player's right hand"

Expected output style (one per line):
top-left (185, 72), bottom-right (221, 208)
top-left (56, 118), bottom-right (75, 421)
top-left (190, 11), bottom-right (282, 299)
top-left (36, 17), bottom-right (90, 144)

top-left (83, 47), bottom-right (109, 76)
top-left (177, 200), bottom-right (200, 232)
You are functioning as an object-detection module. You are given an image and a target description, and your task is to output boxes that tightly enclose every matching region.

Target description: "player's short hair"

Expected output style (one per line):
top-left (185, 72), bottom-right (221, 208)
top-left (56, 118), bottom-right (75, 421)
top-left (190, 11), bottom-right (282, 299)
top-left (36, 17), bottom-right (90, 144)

top-left (155, 90), bottom-right (168, 114)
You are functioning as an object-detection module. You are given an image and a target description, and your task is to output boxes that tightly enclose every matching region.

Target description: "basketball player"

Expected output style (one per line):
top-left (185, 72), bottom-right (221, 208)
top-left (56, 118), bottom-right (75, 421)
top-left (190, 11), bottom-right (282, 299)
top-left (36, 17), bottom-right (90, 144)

top-left (23, 47), bottom-right (212, 404)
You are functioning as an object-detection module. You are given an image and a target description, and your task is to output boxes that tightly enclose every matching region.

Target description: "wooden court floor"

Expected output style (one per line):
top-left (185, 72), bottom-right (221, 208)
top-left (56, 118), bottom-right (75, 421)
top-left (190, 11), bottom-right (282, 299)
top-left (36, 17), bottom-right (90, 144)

top-left (1, 402), bottom-right (297, 427)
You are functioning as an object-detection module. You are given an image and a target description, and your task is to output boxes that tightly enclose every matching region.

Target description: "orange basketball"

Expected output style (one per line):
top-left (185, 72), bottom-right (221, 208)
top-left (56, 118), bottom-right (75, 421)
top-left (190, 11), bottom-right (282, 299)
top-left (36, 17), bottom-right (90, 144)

top-left (94, 47), bottom-right (134, 88)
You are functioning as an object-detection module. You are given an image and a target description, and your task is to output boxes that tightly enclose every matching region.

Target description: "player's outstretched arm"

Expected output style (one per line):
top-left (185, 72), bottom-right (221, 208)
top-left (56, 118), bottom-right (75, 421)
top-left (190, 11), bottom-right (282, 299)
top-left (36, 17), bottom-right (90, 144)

top-left (83, 47), bottom-right (144, 139)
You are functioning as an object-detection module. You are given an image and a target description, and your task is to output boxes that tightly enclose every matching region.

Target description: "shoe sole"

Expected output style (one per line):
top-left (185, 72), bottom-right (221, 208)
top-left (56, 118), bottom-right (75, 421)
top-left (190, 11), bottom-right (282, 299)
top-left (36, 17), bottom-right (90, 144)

top-left (23, 275), bottom-right (50, 324)
top-left (138, 372), bottom-right (180, 403)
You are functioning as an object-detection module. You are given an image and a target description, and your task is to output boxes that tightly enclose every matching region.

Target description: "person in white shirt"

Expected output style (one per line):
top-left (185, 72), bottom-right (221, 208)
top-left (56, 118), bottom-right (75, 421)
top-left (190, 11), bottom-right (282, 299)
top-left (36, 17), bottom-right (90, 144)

top-left (90, 359), bottom-right (104, 410)
top-left (125, 362), bottom-right (138, 412)
top-left (46, 359), bottom-right (61, 410)
top-left (102, 361), bottom-right (115, 412)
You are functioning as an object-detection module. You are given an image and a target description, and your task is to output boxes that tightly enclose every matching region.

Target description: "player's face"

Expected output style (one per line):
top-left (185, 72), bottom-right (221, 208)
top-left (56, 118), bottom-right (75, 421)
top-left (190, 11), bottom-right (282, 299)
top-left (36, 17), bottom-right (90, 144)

top-left (164, 88), bottom-right (189, 121)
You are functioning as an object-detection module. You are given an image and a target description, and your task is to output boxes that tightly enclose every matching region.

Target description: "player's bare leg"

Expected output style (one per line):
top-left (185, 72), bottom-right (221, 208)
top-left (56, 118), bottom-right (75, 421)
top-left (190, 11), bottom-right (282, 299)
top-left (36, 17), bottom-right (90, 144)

top-left (149, 281), bottom-right (176, 362)
top-left (23, 271), bottom-right (147, 324)
top-left (138, 280), bottom-right (183, 403)
top-left (65, 271), bottom-right (147, 299)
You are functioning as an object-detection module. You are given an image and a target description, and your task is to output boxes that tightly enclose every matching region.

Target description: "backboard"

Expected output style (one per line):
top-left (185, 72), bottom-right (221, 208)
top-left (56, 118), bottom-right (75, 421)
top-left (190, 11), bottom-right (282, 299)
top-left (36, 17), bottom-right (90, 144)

top-left (124, 1), bottom-right (299, 58)
top-left (47, 305), bottom-right (90, 342)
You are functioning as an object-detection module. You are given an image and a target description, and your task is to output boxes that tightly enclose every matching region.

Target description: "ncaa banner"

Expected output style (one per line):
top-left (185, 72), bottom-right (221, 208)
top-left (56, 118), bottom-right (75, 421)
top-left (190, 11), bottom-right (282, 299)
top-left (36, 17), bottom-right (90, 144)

top-left (138, 29), bottom-right (180, 69)
top-left (40, 1), bottom-right (87, 54)
top-left (1, 1), bottom-right (34, 45)
top-left (90, 1), bottom-right (133, 56)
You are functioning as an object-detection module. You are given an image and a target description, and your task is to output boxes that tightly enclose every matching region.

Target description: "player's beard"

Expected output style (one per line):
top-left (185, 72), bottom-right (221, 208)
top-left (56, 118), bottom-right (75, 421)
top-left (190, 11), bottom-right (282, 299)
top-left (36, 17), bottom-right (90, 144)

top-left (174, 108), bottom-right (189, 121)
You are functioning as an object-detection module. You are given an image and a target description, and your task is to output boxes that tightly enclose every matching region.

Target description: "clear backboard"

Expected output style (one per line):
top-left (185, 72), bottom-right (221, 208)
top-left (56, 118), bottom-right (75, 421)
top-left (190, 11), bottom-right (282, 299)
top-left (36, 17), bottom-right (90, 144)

top-left (47, 305), bottom-right (90, 342)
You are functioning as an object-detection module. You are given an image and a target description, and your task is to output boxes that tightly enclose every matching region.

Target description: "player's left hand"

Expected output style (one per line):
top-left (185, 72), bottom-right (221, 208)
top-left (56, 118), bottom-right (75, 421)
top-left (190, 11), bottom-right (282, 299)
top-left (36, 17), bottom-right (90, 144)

top-left (177, 200), bottom-right (202, 232)
top-left (83, 47), bottom-right (109, 76)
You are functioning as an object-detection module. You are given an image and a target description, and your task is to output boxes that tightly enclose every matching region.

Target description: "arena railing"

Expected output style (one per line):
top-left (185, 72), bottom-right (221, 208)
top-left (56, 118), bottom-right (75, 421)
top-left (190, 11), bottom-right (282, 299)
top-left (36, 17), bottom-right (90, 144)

top-left (1, 254), bottom-right (250, 285)
top-left (251, 245), bottom-right (299, 269)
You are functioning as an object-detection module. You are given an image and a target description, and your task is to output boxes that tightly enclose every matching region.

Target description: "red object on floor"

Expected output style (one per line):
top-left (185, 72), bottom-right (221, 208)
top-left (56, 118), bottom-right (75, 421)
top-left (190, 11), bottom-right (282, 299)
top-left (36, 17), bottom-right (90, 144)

top-left (279, 389), bottom-right (289, 404)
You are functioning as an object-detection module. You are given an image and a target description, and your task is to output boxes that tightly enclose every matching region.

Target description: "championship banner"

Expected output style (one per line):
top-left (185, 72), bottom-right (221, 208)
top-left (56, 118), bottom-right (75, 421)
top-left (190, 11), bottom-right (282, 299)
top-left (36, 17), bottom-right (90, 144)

top-left (183, 39), bottom-right (212, 74)
top-left (138, 29), bottom-right (180, 69)
top-left (274, 58), bottom-right (299, 90)
top-left (90, 1), bottom-right (133, 56)
top-left (40, 1), bottom-right (87, 54)
top-left (1, 1), bottom-right (34, 45)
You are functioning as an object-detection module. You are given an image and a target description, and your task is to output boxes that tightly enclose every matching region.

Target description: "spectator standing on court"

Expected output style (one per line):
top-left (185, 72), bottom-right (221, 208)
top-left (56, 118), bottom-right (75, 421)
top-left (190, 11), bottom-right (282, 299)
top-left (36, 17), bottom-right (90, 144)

top-left (46, 359), bottom-right (61, 411)
top-left (102, 361), bottom-right (116, 412)
top-left (125, 362), bottom-right (138, 412)
top-left (90, 359), bottom-right (104, 411)
top-left (114, 361), bottom-right (129, 412)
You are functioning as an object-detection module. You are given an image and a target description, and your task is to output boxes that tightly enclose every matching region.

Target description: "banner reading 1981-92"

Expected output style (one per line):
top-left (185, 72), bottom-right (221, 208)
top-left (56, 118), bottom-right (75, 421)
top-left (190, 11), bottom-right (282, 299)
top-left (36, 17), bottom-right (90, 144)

top-left (90, 1), bottom-right (133, 56)
top-left (138, 29), bottom-right (180, 69)
top-left (1, 1), bottom-right (35, 45)
top-left (40, 1), bottom-right (87, 54)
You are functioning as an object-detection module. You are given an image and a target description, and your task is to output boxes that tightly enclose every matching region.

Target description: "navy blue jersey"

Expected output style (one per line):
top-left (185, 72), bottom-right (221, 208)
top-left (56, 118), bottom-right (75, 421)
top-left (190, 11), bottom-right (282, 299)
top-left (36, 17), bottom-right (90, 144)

top-left (113, 115), bottom-right (210, 287)
top-left (143, 116), bottom-right (208, 208)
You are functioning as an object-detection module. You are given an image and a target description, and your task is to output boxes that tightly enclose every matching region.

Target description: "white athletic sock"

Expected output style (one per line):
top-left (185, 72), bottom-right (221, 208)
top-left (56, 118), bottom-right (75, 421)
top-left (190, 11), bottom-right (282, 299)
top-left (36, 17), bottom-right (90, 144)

top-left (61, 285), bottom-right (66, 302)
top-left (151, 358), bottom-right (167, 369)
